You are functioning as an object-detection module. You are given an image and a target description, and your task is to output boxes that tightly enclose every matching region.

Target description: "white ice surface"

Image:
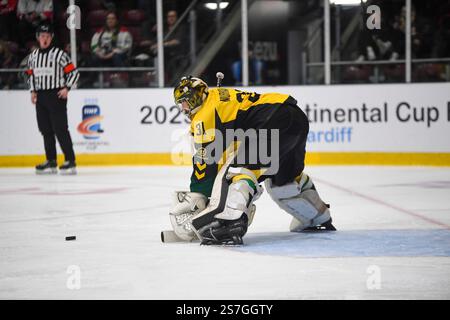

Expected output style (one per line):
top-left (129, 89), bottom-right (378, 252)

top-left (0, 166), bottom-right (449, 299)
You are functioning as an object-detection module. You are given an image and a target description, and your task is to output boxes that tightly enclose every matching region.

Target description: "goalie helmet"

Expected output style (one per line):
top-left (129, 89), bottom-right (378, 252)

top-left (173, 76), bottom-right (209, 117)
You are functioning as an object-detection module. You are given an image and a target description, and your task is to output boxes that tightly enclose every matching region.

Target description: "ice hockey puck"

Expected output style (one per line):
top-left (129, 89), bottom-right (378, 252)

top-left (65, 236), bottom-right (76, 241)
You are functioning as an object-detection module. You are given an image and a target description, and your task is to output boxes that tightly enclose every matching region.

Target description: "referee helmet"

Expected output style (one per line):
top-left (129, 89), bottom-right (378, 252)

top-left (36, 23), bottom-right (54, 39)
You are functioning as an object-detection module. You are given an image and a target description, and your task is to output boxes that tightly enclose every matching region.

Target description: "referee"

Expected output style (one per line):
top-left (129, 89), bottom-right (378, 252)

top-left (26, 23), bottom-right (79, 175)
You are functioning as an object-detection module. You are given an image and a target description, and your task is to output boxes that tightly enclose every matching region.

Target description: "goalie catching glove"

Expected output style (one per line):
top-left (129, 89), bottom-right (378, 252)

top-left (169, 191), bottom-right (208, 241)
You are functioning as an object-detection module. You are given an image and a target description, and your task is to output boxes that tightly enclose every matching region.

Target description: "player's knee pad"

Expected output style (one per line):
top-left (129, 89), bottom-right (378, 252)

top-left (169, 191), bottom-right (208, 241)
top-left (264, 173), bottom-right (330, 231)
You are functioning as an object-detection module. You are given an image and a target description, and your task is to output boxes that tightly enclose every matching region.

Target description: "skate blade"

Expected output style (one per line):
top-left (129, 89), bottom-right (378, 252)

top-left (201, 241), bottom-right (244, 246)
top-left (200, 236), bottom-right (244, 246)
top-left (36, 169), bottom-right (57, 175)
top-left (59, 168), bottom-right (77, 175)
top-left (301, 226), bottom-right (336, 232)
top-left (292, 218), bottom-right (337, 232)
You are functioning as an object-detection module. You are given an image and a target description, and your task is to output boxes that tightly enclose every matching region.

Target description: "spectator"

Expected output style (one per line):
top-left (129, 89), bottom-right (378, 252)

top-left (156, 10), bottom-right (185, 49)
top-left (134, 11), bottom-right (156, 65)
top-left (356, 20), bottom-right (397, 62)
top-left (90, 11), bottom-right (133, 67)
top-left (17, 0), bottom-right (53, 46)
top-left (0, 0), bottom-right (18, 41)
top-left (432, 13), bottom-right (450, 58)
top-left (17, 43), bottom-right (37, 88)
top-left (231, 50), bottom-right (265, 85)
top-left (141, 9), bottom-right (186, 84)
top-left (64, 42), bottom-right (88, 68)
top-left (149, 11), bottom-right (185, 53)
top-left (0, 40), bottom-right (17, 88)
top-left (391, 5), bottom-right (434, 59)
top-left (163, 10), bottom-right (187, 84)
top-left (357, 32), bottom-right (398, 62)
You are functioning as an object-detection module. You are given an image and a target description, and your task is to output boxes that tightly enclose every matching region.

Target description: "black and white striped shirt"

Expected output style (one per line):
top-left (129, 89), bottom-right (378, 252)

top-left (26, 46), bottom-right (79, 91)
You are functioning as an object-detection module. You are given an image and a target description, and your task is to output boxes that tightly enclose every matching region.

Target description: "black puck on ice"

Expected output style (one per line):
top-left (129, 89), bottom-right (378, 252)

top-left (65, 236), bottom-right (76, 241)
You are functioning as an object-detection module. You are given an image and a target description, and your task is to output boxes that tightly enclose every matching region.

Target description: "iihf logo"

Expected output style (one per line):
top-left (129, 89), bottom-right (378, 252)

top-left (77, 101), bottom-right (104, 140)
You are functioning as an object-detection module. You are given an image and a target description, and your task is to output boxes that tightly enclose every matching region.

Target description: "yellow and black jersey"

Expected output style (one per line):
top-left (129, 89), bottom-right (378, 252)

top-left (189, 87), bottom-right (298, 197)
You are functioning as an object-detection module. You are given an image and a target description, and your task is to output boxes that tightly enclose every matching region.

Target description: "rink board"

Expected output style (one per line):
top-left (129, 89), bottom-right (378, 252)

top-left (1, 83), bottom-right (449, 166)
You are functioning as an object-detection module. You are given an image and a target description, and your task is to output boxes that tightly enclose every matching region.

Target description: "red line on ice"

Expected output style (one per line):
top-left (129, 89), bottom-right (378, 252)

top-left (314, 177), bottom-right (450, 230)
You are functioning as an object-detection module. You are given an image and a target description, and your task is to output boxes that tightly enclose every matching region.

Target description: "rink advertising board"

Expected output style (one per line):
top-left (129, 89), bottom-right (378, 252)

top-left (0, 82), bottom-right (449, 166)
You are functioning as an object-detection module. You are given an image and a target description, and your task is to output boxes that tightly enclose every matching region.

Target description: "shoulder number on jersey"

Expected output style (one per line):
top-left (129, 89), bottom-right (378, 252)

top-left (195, 122), bottom-right (205, 136)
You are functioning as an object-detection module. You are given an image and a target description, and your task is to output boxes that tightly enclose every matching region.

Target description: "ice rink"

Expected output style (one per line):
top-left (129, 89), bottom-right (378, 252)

top-left (0, 165), bottom-right (449, 299)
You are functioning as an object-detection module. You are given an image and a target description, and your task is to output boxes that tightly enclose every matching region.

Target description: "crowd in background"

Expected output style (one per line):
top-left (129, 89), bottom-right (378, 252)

top-left (0, 0), bottom-right (449, 88)
top-left (0, 0), bottom-right (190, 88)
top-left (357, 2), bottom-right (450, 61)
top-left (346, 0), bottom-right (450, 83)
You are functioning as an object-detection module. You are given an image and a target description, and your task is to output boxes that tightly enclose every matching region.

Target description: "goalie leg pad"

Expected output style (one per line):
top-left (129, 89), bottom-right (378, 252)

top-left (214, 179), bottom-right (257, 221)
top-left (192, 167), bottom-right (262, 244)
top-left (215, 166), bottom-right (262, 221)
top-left (265, 175), bottom-right (331, 231)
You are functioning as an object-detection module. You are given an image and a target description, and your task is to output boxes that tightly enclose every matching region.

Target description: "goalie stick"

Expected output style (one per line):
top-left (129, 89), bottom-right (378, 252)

top-left (160, 230), bottom-right (199, 243)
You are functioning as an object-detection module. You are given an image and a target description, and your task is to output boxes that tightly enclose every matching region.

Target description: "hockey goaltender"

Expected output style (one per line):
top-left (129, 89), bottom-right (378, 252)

top-left (166, 74), bottom-right (336, 246)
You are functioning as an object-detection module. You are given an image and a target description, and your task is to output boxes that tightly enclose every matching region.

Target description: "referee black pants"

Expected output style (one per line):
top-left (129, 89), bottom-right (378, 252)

top-left (36, 89), bottom-right (76, 162)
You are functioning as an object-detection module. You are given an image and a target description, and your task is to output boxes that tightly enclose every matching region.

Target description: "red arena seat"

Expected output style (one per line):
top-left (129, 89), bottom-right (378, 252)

top-left (122, 9), bottom-right (146, 26)
top-left (87, 10), bottom-right (108, 28)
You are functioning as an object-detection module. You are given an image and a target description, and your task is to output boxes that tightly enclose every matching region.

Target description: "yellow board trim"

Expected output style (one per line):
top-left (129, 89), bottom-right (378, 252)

top-left (0, 152), bottom-right (449, 167)
top-left (304, 152), bottom-right (450, 166)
